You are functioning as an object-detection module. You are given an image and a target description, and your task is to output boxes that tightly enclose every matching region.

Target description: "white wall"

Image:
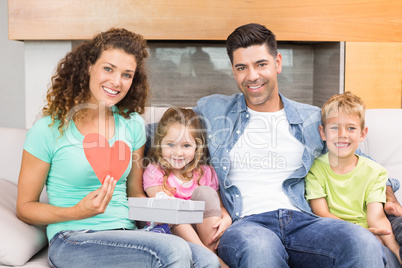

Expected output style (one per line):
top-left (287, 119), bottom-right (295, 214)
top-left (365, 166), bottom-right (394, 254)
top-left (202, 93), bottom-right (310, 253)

top-left (1, 1), bottom-right (73, 129)
top-left (0, 1), bottom-right (25, 128)
top-left (24, 41), bottom-right (72, 128)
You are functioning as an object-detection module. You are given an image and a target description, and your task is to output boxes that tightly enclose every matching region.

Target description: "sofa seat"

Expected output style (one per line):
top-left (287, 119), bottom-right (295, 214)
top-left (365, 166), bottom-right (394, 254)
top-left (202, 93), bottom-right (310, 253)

top-left (1, 108), bottom-right (401, 267)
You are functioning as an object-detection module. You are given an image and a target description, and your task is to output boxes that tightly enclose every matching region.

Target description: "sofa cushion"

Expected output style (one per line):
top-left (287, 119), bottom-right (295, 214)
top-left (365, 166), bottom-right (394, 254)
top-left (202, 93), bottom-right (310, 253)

top-left (0, 179), bottom-right (47, 266)
top-left (358, 109), bottom-right (402, 200)
top-left (0, 127), bottom-right (28, 186)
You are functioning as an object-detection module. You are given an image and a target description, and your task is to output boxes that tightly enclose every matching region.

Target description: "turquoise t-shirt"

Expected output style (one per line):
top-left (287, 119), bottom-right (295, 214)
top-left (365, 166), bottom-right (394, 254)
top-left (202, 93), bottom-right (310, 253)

top-left (305, 153), bottom-right (388, 228)
top-left (23, 111), bottom-right (146, 241)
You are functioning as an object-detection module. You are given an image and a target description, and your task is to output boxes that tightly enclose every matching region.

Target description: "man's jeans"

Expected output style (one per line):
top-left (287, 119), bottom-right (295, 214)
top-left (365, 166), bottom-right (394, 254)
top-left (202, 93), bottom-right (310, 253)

top-left (218, 209), bottom-right (387, 268)
top-left (48, 229), bottom-right (219, 268)
top-left (388, 215), bottom-right (402, 267)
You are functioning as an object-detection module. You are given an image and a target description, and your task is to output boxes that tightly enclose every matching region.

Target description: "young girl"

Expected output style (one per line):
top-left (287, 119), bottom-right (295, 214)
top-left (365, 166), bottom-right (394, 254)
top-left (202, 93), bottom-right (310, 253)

top-left (144, 107), bottom-right (231, 268)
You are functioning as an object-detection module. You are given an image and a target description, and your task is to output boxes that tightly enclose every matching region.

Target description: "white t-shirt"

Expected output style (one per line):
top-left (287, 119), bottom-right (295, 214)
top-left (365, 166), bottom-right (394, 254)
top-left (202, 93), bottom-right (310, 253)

top-left (228, 108), bottom-right (304, 217)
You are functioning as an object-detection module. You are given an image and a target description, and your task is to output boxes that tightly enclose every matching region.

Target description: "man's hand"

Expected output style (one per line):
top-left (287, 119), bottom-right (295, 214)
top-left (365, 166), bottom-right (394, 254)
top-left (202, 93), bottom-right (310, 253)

top-left (209, 214), bottom-right (232, 250)
top-left (384, 185), bottom-right (402, 217)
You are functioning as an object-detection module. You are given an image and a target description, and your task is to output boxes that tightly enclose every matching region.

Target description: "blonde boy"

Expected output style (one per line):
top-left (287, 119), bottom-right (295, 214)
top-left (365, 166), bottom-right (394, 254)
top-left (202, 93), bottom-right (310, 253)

top-left (305, 92), bottom-right (401, 263)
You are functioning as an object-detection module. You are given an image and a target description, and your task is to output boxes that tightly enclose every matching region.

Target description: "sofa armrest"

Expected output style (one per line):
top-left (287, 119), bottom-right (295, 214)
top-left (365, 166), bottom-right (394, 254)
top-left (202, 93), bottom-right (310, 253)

top-left (0, 179), bottom-right (48, 266)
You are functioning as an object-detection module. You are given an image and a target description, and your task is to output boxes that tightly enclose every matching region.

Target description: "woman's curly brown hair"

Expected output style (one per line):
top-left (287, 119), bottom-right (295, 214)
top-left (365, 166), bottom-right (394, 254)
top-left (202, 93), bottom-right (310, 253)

top-left (43, 28), bottom-right (149, 134)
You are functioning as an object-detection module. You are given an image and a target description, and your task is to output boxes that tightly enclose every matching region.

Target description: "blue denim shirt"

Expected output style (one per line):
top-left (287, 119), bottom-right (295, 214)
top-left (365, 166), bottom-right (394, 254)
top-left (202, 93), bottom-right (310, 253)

top-left (194, 93), bottom-right (400, 222)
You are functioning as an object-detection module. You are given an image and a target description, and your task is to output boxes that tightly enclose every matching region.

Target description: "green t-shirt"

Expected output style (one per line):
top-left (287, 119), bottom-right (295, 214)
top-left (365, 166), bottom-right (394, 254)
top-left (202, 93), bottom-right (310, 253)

top-left (23, 111), bottom-right (146, 240)
top-left (305, 153), bottom-right (387, 228)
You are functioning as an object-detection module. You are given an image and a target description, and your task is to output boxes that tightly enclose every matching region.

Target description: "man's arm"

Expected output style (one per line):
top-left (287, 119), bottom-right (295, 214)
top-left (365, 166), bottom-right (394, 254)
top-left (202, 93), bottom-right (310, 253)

top-left (384, 185), bottom-right (402, 217)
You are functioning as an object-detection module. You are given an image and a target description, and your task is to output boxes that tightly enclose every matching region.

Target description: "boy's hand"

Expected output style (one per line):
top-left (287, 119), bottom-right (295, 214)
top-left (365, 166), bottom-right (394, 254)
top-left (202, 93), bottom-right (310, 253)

top-left (367, 227), bottom-right (391, 236)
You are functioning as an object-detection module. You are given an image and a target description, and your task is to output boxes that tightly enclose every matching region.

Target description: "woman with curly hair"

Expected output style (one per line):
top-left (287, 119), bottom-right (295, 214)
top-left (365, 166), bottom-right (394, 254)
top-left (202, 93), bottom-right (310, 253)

top-left (16, 28), bottom-right (219, 267)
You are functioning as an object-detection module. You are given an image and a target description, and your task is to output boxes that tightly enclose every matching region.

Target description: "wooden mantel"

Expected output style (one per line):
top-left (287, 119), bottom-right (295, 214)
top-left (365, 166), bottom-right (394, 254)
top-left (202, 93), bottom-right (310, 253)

top-left (8, 0), bottom-right (402, 41)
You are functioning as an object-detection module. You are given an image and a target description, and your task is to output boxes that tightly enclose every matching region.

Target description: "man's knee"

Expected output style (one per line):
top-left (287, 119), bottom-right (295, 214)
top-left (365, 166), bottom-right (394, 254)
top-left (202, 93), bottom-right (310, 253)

top-left (218, 223), bottom-right (287, 267)
top-left (338, 227), bottom-right (386, 267)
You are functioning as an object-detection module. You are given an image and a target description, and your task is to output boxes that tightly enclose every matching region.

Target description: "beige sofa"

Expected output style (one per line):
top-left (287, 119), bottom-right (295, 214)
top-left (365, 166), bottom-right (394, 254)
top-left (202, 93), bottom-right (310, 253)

top-left (1, 108), bottom-right (402, 267)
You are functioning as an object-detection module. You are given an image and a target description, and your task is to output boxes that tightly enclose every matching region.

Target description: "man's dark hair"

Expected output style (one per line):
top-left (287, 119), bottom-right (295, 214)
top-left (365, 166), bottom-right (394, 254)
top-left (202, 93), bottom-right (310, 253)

top-left (226, 23), bottom-right (278, 64)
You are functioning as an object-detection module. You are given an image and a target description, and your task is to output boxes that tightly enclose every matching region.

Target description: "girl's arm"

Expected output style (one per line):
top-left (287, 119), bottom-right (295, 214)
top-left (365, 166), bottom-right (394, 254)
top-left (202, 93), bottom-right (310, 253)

top-left (127, 145), bottom-right (146, 197)
top-left (144, 177), bottom-right (204, 247)
top-left (143, 163), bottom-right (174, 198)
top-left (144, 185), bottom-right (173, 197)
top-left (367, 202), bottom-right (401, 263)
top-left (17, 150), bottom-right (116, 225)
top-left (309, 197), bottom-right (342, 220)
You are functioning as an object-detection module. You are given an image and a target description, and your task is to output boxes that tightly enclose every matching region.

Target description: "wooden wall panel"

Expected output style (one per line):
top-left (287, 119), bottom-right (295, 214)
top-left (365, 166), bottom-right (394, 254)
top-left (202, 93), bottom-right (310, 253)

top-left (345, 42), bottom-right (402, 109)
top-left (8, 0), bottom-right (402, 41)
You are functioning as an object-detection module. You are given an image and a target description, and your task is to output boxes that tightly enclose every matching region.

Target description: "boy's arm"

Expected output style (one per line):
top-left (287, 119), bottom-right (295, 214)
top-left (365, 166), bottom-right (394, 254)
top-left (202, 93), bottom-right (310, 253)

top-left (367, 202), bottom-right (401, 262)
top-left (309, 197), bottom-right (342, 220)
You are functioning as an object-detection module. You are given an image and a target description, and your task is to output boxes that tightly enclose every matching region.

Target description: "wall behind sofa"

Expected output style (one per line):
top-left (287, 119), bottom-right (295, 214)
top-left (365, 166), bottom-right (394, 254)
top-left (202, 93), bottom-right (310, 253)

top-left (0, 1), bottom-right (25, 128)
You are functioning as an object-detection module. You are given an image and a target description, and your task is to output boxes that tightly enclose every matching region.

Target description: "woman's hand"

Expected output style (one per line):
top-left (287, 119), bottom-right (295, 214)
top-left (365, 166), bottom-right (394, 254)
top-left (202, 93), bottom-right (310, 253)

top-left (18, 150), bottom-right (117, 225)
top-left (74, 175), bottom-right (116, 219)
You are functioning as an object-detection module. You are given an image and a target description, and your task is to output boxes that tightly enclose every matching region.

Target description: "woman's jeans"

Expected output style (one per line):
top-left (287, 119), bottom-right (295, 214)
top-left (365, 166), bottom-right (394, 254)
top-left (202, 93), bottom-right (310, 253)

top-left (218, 209), bottom-right (387, 268)
top-left (48, 229), bottom-right (219, 268)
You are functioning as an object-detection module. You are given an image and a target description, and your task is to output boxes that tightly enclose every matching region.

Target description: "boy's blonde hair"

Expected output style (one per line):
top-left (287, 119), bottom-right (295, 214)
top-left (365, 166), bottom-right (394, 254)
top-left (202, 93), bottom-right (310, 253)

top-left (321, 92), bottom-right (366, 129)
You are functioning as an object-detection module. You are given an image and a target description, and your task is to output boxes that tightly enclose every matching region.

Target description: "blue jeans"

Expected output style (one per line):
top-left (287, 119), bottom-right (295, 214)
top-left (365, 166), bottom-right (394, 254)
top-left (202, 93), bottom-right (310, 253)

top-left (48, 229), bottom-right (219, 268)
top-left (389, 215), bottom-right (402, 247)
top-left (218, 209), bottom-right (386, 268)
top-left (388, 215), bottom-right (402, 267)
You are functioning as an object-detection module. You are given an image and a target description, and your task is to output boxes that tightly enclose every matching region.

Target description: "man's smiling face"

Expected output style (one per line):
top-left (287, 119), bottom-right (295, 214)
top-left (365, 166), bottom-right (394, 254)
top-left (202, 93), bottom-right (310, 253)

top-left (231, 43), bottom-right (282, 112)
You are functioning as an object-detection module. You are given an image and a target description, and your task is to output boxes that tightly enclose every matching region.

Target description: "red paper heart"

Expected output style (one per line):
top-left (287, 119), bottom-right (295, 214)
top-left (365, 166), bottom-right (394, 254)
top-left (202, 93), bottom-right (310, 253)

top-left (83, 133), bottom-right (131, 184)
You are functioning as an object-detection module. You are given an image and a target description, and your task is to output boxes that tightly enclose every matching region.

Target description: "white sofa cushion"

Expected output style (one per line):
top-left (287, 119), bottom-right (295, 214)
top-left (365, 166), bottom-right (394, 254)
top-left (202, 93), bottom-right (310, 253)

top-left (358, 109), bottom-right (402, 200)
top-left (0, 127), bottom-right (28, 186)
top-left (0, 179), bottom-right (47, 266)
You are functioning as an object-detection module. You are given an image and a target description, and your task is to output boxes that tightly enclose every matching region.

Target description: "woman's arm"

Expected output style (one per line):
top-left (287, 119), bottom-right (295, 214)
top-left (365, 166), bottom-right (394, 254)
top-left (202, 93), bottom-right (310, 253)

top-left (17, 150), bottom-right (116, 225)
top-left (309, 197), bottom-right (342, 220)
top-left (127, 145), bottom-right (146, 197)
top-left (367, 202), bottom-right (401, 263)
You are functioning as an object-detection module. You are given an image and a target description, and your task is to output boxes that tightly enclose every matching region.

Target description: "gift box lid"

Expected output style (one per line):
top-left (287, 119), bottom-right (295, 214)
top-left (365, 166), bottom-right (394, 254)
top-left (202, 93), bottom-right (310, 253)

top-left (128, 197), bottom-right (205, 211)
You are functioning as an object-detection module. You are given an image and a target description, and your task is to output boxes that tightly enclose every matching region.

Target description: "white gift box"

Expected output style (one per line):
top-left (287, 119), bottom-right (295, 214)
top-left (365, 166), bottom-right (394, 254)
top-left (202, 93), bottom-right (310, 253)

top-left (128, 197), bottom-right (205, 224)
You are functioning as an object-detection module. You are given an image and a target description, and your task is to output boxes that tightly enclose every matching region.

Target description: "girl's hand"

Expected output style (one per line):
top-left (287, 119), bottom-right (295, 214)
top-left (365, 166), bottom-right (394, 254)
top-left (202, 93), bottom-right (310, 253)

top-left (209, 214), bottom-right (232, 249)
top-left (74, 175), bottom-right (116, 219)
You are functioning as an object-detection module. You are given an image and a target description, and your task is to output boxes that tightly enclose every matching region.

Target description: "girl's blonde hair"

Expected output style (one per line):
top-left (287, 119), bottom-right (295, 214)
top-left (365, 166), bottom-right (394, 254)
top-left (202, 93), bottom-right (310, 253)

top-left (147, 107), bottom-right (209, 195)
top-left (43, 28), bottom-right (149, 135)
top-left (321, 91), bottom-right (366, 129)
